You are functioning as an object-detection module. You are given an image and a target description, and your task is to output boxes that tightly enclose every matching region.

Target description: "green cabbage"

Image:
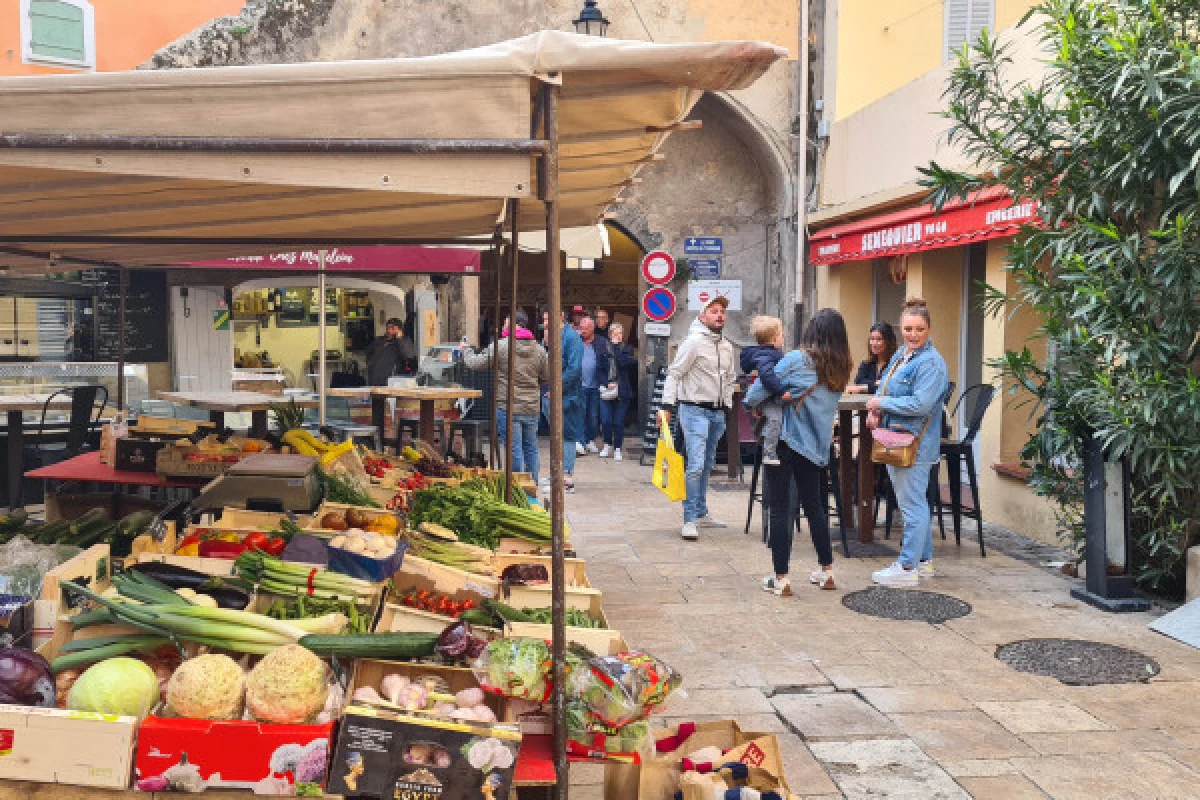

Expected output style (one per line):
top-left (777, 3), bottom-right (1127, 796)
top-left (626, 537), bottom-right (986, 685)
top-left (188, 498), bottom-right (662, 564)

top-left (67, 657), bottom-right (160, 720)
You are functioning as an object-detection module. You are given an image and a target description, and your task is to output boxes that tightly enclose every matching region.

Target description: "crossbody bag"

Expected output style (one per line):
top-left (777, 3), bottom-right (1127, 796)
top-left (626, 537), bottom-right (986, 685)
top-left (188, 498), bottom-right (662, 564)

top-left (870, 354), bottom-right (934, 469)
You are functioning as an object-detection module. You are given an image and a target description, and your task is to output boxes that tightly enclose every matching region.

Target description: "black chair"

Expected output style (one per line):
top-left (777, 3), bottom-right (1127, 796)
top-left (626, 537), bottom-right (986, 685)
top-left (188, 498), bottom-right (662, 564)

top-left (20, 385), bottom-right (108, 507)
top-left (937, 384), bottom-right (996, 557)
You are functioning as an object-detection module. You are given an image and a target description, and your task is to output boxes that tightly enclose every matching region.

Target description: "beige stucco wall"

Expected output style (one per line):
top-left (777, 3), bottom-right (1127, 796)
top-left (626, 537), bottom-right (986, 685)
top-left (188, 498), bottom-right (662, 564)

top-left (815, 258), bottom-right (873, 365)
top-left (905, 248), bottom-right (964, 392)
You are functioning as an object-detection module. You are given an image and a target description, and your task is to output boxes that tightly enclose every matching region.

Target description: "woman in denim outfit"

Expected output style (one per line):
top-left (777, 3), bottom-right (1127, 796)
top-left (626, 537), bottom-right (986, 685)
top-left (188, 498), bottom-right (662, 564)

top-left (866, 298), bottom-right (949, 587)
top-left (745, 309), bottom-right (852, 596)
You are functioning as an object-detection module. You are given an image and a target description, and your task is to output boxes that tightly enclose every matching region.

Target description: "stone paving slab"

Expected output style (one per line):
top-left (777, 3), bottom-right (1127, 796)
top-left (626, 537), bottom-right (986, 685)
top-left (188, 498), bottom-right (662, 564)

top-left (976, 700), bottom-right (1113, 734)
top-left (956, 774), bottom-right (1051, 799)
top-left (807, 739), bottom-right (970, 799)
top-left (1010, 751), bottom-right (1200, 800)
top-left (771, 693), bottom-right (901, 741)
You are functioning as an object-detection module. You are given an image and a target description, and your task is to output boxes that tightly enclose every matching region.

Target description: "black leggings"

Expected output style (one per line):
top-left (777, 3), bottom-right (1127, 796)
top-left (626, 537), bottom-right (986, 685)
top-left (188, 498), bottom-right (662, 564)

top-left (764, 443), bottom-right (834, 575)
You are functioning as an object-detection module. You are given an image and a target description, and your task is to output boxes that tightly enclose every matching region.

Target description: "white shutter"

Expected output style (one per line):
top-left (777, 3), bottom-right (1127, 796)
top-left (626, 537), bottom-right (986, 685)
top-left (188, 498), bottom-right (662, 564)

top-left (944, 0), bottom-right (994, 61)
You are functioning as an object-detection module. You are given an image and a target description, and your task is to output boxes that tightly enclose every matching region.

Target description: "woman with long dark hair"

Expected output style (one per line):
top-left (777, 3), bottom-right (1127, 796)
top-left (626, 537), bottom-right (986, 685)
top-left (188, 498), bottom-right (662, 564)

top-left (745, 308), bottom-right (852, 595)
top-left (846, 322), bottom-right (897, 394)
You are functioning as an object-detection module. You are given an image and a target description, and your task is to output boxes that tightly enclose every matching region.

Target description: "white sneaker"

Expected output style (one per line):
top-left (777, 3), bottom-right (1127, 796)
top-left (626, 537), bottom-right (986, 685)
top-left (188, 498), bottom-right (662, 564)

top-left (763, 576), bottom-right (793, 597)
top-left (586, 441), bottom-right (600, 454)
top-left (696, 515), bottom-right (728, 529)
top-left (681, 522), bottom-right (699, 541)
top-left (575, 442), bottom-right (586, 456)
top-left (762, 455), bottom-right (781, 466)
top-left (918, 560), bottom-right (935, 577)
top-left (599, 445), bottom-right (612, 458)
top-left (613, 448), bottom-right (623, 461)
top-left (872, 561), bottom-right (919, 587)
top-left (809, 569), bottom-right (837, 590)
top-left (564, 475), bottom-right (575, 493)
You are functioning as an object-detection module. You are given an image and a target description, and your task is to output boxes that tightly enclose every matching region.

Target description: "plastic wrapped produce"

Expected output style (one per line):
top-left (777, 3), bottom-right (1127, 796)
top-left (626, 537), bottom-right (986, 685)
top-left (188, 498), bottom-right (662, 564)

top-left (472, 637), bottom-right (553, 702)
top-left (570, 651), bottom-right (681, 727)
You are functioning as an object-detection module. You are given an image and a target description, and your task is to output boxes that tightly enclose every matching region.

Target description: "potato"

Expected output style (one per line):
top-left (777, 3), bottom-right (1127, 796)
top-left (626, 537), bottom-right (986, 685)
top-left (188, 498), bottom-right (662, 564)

top-left (330, 535), bottom-right (348, 548)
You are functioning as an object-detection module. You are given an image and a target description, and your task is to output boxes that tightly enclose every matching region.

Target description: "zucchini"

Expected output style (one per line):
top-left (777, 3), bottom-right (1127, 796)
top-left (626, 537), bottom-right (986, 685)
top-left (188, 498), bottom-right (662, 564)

top-left (117, 510), bottom-right (157, 537)
top-left (485, 600), bottom-right (533, 623)
top-left (74, 522), bottom-right (117, 549)
top-left (460, 608), bottom-right (502, 627)
top-left (0, 509), bottom-right (28, 533)
top-left (30, 520), bottom-right (70, 544)
top-left (67, 509), bottom-right (111, 539)
top-left (299, 632), bottom-right (438, 660)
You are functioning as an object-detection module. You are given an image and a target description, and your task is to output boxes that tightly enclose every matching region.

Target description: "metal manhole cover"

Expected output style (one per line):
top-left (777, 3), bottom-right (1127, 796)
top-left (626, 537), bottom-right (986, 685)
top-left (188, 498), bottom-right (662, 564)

top-left (996, 638), bottom-right (1161, 685)
top-left (841, 586), bottom-right (971, 624)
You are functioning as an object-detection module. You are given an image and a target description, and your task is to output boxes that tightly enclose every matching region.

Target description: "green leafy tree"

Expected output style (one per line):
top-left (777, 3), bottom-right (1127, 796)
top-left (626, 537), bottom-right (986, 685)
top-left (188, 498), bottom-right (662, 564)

top-left (921, 0), bottom-right (1200, 595)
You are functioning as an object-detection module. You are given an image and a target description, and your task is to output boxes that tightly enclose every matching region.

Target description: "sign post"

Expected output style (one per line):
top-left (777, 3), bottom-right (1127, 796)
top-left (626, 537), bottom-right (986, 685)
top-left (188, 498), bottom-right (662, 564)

top-left (640, 251), bottom-right (676, 285)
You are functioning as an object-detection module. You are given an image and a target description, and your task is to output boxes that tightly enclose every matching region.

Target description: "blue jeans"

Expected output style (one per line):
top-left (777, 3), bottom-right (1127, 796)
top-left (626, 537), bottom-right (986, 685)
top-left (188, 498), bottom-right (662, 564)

top-left (678, 403), bottom-right (725, 524)
top-left (888, 463), bottom-right (935, 568)
top-left (562, 392), bottom-right (582, 475)
top-left (602, 396), bottom-right (629, 448)
top-left (497, 408), bottom-right (539, 484)
top-left (580, 387), bottom-right (601, 444)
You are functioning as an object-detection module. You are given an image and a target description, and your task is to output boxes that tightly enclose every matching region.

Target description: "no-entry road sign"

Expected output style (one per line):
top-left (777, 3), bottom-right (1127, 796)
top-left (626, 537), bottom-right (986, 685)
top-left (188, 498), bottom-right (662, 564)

top-left (642, 287), bottom-right (677, 322)
top-left (640, 251), bottom-right (676, 285)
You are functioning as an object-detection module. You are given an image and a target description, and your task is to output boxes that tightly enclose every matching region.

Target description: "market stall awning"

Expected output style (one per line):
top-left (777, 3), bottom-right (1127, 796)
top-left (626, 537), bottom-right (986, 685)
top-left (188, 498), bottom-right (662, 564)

top-left (807, 187), bottom-right (1040, 266)
top-left (180, 246), bottom-right (481, 273)
top-left (0, 31), bottom-right (785, 271)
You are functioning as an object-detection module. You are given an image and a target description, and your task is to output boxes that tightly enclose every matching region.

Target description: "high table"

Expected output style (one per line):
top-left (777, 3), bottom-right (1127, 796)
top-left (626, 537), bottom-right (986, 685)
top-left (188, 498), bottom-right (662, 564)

top-left (837, 393), bottom-right (877, 544)
top-left (328, 386), bottom-right (483, 449)
top-left (157, 391), bottom-right (318, 438)
top-left (0, 393), bottom-right (80, 509)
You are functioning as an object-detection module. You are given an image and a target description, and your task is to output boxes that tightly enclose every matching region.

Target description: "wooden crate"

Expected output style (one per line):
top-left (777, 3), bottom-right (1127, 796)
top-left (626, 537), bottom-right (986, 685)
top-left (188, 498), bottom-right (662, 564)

top-left (505, 619), bottom-right (624, 656)
top-left (393, 554), bottom-right (501, 602)
top-left (502, 582), bottom-right (602, 614)
top-left (348, 659), bottom-right (503, 718)
top-left (212, 507), bottom-right (317, 530)
top-left (492, 552), bottom-right (589, 586)
top-left (375, 601), bottom-right (501, 639)
top-left (129, 417), bottom-right (212, 438)
top-left (311, 502), bottom-right (402, 530)
top-left (496, 537), bottom-right (571, 555)
top-left (40, 544), bottom-right (112, 607)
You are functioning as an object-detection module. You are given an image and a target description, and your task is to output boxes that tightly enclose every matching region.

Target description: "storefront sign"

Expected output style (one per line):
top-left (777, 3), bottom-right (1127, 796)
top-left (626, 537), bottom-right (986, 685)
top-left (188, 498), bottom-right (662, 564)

top-left (683, 237), bottom-right (723, 254)
top-left (687, 279), bottom-right (742, 311)
top-left (808, 188), bottom-right (1041, 266)
top-left (642, 287), bottom-right (677, 322)
top-left (689, 257), bottom-right (721, 278)
top-left (640, 251), bottom-right (676, 284)
top-left (180, 246), bottom-right (481, 273)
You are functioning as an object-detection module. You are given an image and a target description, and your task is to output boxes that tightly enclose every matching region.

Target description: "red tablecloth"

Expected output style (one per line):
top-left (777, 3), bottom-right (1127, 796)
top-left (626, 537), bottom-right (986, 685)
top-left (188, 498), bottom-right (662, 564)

top-left (25, 451), bottom-right (206, 489)
top-left (513, 733), bottom-right (557, 786)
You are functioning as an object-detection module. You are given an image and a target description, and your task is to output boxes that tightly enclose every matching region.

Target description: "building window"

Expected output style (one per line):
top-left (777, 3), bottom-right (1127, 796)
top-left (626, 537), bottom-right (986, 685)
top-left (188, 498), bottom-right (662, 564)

top-left (20, 0), bottom-right (95, 69)
top-left (944, 0), bottom-right (994, 61)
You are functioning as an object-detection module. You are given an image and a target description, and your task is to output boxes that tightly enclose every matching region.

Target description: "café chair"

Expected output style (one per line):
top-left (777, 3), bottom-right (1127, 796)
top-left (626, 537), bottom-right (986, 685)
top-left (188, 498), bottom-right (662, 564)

top-left (935, 383), bottom-right (996, 557)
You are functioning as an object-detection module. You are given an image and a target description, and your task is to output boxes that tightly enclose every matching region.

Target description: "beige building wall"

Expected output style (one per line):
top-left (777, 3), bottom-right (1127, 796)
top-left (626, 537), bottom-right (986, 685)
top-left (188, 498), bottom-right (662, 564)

top-left (817, 259), bottom-right (874, 366)
top-left (905, 249), bottom-right (964, 392)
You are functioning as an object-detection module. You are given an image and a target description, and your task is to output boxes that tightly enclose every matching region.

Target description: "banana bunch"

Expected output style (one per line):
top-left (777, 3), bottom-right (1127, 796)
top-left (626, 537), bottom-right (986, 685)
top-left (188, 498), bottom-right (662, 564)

top-left (282, 428), bottom-right (331, 457)
top-left (401, 445), bottom-right (423, 463)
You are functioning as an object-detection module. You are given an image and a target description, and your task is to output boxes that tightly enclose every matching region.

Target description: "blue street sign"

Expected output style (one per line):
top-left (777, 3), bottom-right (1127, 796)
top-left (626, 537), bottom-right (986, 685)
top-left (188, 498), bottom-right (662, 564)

top-left (690, 257), bottom-right (721, 278)
top-left (642, 287), bottom-right (677, 322)
top-left (683, 236), bottom-right (724, 255)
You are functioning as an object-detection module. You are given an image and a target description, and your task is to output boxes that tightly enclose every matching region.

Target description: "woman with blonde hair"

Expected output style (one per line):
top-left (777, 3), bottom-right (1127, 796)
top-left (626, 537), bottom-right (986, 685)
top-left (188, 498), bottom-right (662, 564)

top-left (867, 297), bottom-right (949, 587)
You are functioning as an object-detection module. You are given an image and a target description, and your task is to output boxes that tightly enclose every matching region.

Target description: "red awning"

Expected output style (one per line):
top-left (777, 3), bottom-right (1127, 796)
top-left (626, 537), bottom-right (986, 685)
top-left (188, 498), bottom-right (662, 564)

top-left (178, 246), bottom-right (480, 273)
top-left (808, 188), bottom-right (1040, 266)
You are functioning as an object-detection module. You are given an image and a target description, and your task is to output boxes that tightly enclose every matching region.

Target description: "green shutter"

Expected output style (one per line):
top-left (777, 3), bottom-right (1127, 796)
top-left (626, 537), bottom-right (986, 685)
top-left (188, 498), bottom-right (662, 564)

top-left (28, 0), bottom-right (87, 64)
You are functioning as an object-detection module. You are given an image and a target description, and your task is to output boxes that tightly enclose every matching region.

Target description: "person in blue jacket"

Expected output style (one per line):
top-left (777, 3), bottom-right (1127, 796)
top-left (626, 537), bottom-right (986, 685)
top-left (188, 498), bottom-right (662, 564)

top-left (543, 310), bottom-right (584, 493)
top-left (745, 309), bottom-right (852, 596)
top-left (866, 297), bottom-right (949, 587)
top-left (740, 315), bottom-right (792, 466)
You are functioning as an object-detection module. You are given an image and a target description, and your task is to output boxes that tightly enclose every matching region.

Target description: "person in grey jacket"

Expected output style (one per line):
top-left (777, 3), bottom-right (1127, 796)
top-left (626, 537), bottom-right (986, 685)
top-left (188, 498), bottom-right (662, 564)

top-left (463, 310), bottom-right (548, 483)
top-left (745, 309), bottom-right (852, 595)
top-left (867, 297), bottom-right (949, 587)
top-left (365, 318), bottom-right (418, 385)
top-left (659, 296), bottom-right (737, 541)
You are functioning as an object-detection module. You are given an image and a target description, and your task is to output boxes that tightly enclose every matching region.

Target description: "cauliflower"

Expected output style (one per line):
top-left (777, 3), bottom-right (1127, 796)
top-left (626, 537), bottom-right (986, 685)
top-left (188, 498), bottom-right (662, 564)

top-left (166, 654), bottom-right (246, 720)
top-left (246, 645), bottom-right (330, 725)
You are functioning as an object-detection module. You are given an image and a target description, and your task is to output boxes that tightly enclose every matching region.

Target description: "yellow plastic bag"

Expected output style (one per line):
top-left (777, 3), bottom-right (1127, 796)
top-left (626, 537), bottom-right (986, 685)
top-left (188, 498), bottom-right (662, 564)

top-left (652, 418), bottom-right (687, 502)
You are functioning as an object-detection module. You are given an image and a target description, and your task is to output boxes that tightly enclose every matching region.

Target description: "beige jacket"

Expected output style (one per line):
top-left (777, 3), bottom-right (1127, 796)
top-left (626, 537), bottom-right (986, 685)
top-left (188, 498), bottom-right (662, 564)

top-left (662, 317), bottom-right (737, 409)
top-left (463, 333), bottom-right (548, 415)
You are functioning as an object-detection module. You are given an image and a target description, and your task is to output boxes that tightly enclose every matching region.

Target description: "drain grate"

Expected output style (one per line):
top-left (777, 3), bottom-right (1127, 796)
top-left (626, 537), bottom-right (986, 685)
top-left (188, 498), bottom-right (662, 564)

top-left (996, 638), bottom-right (1161, 685)
top-left (841, 586), bottom-right (971, 624)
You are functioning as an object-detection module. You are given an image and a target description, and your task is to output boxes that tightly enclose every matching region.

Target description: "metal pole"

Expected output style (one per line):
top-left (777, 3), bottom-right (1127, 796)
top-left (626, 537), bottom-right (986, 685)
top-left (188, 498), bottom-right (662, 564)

top-left (318, 249), bottom-right (328, 427)
top-left (503, 199), bottom-right (520, 503)
top-left (490, 240), bottom-right (503, 469)
top-left (117, 268), bottom-right (127, 410)
top-left (541, 80), bottom-right (568, 799)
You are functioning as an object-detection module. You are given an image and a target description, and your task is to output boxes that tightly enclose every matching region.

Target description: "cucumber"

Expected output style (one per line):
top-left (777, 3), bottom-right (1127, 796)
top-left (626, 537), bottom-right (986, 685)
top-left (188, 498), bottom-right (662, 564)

top-left (117, 510), bottom-right (157, 537)
top-left (68, 508), bottom-right (111, 537)
top-left (30, 520), bottom-right (70, 544)
top-left (485, 600), bottom-right (533, 623)
top-left (74, 523), bottom-right (117, 549)
top-left (460, 608), bottom-right (502, 627)
top-left (298, 632), bottom-right (438, 660)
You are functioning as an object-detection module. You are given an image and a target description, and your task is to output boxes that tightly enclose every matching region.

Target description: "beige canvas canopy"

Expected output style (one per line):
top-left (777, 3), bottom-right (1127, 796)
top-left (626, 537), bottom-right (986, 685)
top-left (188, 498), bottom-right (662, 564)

top-left (0, 30), bottom-right (785, 270)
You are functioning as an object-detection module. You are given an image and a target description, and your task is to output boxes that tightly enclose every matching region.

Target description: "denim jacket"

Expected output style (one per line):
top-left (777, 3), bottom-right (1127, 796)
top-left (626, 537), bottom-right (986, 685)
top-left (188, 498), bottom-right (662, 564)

top-left (875, 340), bottom-right (949, 465)
top-left (744, 350), bottom-right (840, 467)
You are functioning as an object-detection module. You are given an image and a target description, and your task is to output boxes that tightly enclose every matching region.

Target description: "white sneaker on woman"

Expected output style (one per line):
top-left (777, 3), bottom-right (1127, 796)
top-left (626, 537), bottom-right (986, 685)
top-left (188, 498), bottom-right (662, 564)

top-left (872, 561), bottom-right (919, 587)
top-left (575, 442), bottom-right (586, 456)
top-left (599, 445), bottom-right (612, 458)
top-left (613, 449), bottom-right (623, 461)
top-left (809, 569), bottom-right (837, 590)
top-left (586, 441), bottom-right (599, 454)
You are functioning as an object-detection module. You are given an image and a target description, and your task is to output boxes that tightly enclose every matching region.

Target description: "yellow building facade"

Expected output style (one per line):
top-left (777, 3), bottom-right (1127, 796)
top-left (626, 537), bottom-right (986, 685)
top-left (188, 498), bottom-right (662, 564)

top-left (811, 0), bottom-right (1059, 543)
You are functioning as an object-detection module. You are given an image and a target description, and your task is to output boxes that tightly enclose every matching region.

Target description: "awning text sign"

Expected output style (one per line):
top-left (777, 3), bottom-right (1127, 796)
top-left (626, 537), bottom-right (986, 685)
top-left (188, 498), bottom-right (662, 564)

top-left (180, 246), bottom-right (481, 274)
top-left (808, 190), bottom-right (1040, 266)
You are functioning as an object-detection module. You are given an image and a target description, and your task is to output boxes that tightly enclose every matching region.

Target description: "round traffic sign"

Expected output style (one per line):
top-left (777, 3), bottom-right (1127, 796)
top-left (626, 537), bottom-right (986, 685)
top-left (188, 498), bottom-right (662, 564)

top-left (640, 251), bottom-right (676, 285)
top-left (642, 287), bottom-right (676, 322)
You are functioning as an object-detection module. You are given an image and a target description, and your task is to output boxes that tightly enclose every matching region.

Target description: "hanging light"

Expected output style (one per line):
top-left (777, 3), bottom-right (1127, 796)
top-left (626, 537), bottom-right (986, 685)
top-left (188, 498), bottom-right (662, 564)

top-left (572, 0), bottom-right (610, 37)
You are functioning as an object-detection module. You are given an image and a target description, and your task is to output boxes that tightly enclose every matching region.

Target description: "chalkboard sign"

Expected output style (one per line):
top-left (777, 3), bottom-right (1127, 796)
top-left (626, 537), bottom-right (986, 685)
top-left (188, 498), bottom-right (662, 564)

top-left (639, 367), bottom-right (683, 466)
top-left (79, 270), bottom-right (169, 362)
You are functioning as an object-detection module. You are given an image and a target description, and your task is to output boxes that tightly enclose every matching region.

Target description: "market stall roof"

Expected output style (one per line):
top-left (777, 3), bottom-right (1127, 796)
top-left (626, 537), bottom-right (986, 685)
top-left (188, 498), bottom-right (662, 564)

top-left (0, 31), bottom-right (785, 271)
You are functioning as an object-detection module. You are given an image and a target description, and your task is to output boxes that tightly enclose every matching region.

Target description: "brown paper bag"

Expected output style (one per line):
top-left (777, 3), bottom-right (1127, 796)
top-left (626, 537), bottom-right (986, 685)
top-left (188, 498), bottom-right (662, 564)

top-left (602, 720), bottom-right (748, 800)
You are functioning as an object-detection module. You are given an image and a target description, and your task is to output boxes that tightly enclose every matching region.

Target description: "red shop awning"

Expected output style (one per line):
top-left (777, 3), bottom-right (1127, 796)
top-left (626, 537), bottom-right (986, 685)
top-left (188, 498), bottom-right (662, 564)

top-left (178, 246), bottom-right (480, 273)
top-left (808, 188), bottom-right (1040, 266)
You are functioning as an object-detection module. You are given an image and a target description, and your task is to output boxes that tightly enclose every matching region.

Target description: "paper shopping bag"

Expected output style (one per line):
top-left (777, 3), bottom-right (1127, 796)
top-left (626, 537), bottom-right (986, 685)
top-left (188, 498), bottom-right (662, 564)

top-left (603, 720), bottom-right (746, 800)
top-left (651, 418), bottom-right (687, 502)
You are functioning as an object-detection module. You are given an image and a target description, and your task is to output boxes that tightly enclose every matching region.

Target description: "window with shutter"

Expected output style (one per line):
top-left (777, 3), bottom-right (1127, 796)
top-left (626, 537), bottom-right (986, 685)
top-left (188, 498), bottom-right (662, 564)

top-left (944, 0), bottom-right (994, 61)
top-left (20, 0), bottom-right (94, 69)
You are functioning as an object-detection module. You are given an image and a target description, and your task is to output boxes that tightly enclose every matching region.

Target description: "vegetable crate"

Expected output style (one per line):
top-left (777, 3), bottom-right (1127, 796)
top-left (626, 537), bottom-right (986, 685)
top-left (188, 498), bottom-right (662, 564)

top-left (347, 659), bottom-right (504, 719)
top-left (311, 502), bottom-right (403, 532)
top-left (497, 536), bottom-right (572, 555)
top-left (375, 600), bottom-right (502, 639)
top-left (502, 582), bottom-right (604, 614)
top-left (492, 552), bottom-right (590, 587)
top-left (394, 554), bottom-right (501, 602)
top-left (35, 544), bottom-right (113, 647)
top-left (213, 507), bottom-right (317, 531)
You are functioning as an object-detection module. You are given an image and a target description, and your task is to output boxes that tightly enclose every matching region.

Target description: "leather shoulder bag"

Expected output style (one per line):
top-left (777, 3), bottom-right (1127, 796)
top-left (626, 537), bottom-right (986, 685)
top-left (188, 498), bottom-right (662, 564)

top-left (870, 355), bottom-right (934, 469)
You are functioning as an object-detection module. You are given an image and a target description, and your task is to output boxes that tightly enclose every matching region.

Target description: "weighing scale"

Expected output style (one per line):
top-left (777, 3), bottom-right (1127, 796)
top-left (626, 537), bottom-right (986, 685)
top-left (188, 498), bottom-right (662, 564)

top-left (191, 453), bottom-right (322, 513)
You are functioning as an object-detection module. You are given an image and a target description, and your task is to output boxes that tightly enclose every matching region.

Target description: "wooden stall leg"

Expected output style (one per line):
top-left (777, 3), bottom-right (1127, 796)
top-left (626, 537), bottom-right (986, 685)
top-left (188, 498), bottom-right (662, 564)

top-left (371, 395), bottom-right (388, 449)
top-left (250, 410), bottom-right (268, 439)
top-left (418, 399), bottom-right (436, 447)
top-left (837, 409), bottom-right (855, 536)
top-left (857, 410), bottom-right (874, 544)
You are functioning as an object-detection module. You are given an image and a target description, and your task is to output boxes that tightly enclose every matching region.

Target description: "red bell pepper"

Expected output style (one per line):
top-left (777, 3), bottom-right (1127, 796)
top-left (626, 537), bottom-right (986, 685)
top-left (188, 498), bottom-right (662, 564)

top-left (263, 537), bottom-right (287, 557)
top-left (198, 540), bottom-right (248, 559)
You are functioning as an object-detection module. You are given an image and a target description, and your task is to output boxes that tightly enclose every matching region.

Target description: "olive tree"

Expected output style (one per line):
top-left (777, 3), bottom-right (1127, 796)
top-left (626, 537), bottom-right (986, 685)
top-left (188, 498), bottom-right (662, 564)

top-left (922, 0), bottom-right (1200, 594)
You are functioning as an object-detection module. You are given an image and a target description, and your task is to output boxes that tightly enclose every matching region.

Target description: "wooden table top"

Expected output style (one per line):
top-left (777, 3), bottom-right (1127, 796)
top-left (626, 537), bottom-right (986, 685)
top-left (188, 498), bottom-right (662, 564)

top-left (158, 391), bottom-right (319, 413)
top-left (838, 393), bottom-right (872, 411)
top-left (327, 385), bottom-right (483, 400)
top-left (0, 393), bottom-right (77, 413)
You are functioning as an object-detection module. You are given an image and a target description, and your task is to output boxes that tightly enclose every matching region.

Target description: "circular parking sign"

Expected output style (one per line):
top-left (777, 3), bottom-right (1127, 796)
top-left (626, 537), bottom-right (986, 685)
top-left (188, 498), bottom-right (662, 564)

top-left (642, 287), bottom-right (676, 322)
top-left (641, 251), bottom-right (676, 285)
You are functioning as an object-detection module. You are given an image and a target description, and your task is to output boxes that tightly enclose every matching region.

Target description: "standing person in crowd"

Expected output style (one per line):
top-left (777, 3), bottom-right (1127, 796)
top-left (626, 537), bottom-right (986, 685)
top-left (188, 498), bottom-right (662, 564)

top-left (745, 309), bottom-right (851, 595)
top-left (740, 316), bottom-right (793, 466)
top-left (576, 316), bottom-right (611, 456)
top-left (544, 310), bottom-right (584, 493)
top-left (463, 310), bottom-right (548, 484)
top-left (365, 317), bottom-right (418, 386)
top-left (598, 322), bottom-right (636, 460)
top-left (867, 297), bottom-right (949, 587)
top-left (594, 308), bottom-right (612, 341)
top-left (846, 322), bottom-right (898, 394)
top-left (659, 296), bottom-right (737, 541)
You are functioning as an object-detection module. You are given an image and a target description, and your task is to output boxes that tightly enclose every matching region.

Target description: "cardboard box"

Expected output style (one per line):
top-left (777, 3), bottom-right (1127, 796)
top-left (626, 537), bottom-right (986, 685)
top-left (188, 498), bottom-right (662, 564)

top-left (328, 705), bottom-right (522, 799)
top-left (135, 715), bottom-right (334, 794)
top-left (115, 437), bottom-right (170, 472)
top-left (0, 704), bottom-right (137, 789)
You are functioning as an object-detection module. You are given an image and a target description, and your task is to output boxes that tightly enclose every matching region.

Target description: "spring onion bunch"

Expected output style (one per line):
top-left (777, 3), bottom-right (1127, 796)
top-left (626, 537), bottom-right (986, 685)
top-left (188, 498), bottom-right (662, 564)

top-left (234, 549), bottom-right (377, 603)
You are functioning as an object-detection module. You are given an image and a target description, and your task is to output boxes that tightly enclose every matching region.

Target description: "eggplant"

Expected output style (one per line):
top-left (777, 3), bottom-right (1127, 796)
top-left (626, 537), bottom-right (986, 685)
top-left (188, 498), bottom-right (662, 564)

top-left (127, 562), bottom-right (212, 590)
top-left (196, 584), bottom-right (251, 610)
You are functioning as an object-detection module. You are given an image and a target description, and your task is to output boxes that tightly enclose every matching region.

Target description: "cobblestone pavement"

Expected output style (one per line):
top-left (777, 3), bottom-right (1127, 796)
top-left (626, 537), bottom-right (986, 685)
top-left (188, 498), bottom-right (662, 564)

top-left (553, 445), bottom-right (1200, 800)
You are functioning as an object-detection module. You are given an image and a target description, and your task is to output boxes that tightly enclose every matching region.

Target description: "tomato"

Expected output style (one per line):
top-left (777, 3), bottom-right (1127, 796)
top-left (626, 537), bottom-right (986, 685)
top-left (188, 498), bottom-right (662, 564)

top-left (242, 532), bottom-right (270, 550)
top-left (462, 599), bottom-right (476, 610)
top-left (263, 537), bottom-right (287, 556)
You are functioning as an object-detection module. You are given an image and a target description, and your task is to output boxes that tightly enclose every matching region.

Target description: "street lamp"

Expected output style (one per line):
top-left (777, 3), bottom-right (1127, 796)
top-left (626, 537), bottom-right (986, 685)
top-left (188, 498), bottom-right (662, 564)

top-left (573, 0), bottom-right (609, 36)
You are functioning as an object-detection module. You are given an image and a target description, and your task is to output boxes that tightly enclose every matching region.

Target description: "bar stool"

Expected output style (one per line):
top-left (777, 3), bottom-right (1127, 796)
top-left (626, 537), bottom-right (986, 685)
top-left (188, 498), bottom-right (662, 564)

top-left (448, 419), bottom-right (486, 462)
top-left (326, 422), bottom-right (382, 452)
